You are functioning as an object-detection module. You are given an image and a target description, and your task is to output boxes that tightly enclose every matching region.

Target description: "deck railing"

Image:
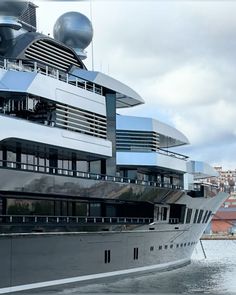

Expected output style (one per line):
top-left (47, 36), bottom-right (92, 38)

top-left (156, 148), bottom-right (188, 161)
top-left (0, 159), bottom-right (183, 190)
top-left (0, 215), bottom-right (184, 227)
top-left (0, 58), bottom-right (103, 96)
top-left (0, 215), bottom-right (153, 226)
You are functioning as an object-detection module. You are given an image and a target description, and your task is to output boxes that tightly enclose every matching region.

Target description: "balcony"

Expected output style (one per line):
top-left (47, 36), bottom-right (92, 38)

top-left (0, 159), bottom-right (183, 191)
top-left (0, 58), bottom-right (103, 95)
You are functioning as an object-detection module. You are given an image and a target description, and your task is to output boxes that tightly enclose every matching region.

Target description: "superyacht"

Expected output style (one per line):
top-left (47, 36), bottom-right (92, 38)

top-left (0, 1), bottom-right (228, 293)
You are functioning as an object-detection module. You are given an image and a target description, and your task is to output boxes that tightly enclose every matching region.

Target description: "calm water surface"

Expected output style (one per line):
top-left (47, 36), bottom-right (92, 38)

top-left (22, 240), bottom-right (236, 294)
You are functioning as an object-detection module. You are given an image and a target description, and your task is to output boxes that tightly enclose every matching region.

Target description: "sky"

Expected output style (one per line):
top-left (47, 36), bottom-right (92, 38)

top-left (33, 0), bottom-right (236, 169)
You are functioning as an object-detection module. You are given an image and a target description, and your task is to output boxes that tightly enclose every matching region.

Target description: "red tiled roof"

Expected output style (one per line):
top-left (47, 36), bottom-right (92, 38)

top-left (213, 211), bottom-right (236, 220)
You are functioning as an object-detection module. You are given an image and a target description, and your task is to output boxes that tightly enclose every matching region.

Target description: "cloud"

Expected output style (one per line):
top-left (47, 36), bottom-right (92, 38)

top-left (146, 62), bottom-right (226, 107)
top-left (172, 100), bottom-right (236, 145)
top-left (35, 0), bottom-right (236, 169)
top-left (113, 1), bottom-right (236, 169)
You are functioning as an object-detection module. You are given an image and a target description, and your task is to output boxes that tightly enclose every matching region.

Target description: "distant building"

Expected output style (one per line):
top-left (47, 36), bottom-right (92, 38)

top-left (211, 205), bottom-right (236, 234)
top-left (211, 166), bottom-right (236, 193)
top-left (208, 167), bottom-right (236, 234)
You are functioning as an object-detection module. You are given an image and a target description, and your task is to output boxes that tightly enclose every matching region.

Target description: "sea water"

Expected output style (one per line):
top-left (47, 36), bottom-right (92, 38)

top-left (21, 240), bottom-right (236, 294)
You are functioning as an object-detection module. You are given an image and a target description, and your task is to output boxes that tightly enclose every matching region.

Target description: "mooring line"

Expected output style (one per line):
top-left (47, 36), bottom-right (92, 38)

top-left (200, 239), bottom-right (207, 259)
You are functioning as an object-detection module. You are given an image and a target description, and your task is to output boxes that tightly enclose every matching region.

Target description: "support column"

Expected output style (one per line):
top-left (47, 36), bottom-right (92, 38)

top-left (72, 153), bottom-right (76, 176)
top-left (161, 174), bottom-right (165, 187)
top-left (101, 159), bottom-right (106, 175)
top-left (49, 149), bottom-right (58, 174)
top-left (2, 147), bottom-right (7, 167)
top-left (16, 146), bottom-right (21, 170)
top-left (105, 93), bottom-right (116, 176)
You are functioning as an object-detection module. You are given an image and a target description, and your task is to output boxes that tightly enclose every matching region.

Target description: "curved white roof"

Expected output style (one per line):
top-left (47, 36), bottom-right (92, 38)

top-left (71, 68), bottom-right (145, 108)
top-left (117, 115), bottom-right (189, 147)
top-left (187, 161), bottom-right (218, 179)
top-left (117, 151), bottom-right (187, 173)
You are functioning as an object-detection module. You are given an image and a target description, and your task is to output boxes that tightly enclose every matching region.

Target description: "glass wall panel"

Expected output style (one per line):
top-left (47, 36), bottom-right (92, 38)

top-left (62, 160), bottom-right (69, 175)
top-left (33, 200), bottom-right (54, 215)
top-left (148, 174), bottom-right (157, 182)
top-left (156, 175), bottom-right (162, 184)
top-left (58, 160), bottom-right (63, 174)
top-left (7, 151), bottom-right (16, 168)
top-left (55, 201), bottom-right (61, 216)
top-left (75, 202), bottom-right (87, 216)
top-left (61, 201), bottom-right (67, 216)
top-left (0, 198), bottom-right (3, 215)
top-left (21, 154), bottom-right (27, 169)
top-left (90, 203), bottom-right (101, 216)
top-left (90, 160), bottom-right (101, 175)
top-left (27, 154), bottom-right (34, 170)
top-left (38, 157), bottom-right (45, 172)
top-left (127, 170), bottom-right (137, 180)
top-left (45, 158), bottom-right (49, 173)
top-left (68, 202), bottom-right (73, 216)
top-left (77, 161), bottom-right (89, 172)
top-left (105, 205), bottom-right (116, 217)
top-left (6, 198), bottom-right (54, 215)
top-left (162, 207), bottom-right (168, 220)
top-left (164, 176), bottom-right (170, 184)
top-left (33, 153), bottom-right (38, 171)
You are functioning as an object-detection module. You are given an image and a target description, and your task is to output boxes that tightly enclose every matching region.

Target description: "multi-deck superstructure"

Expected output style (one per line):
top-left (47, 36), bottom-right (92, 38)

top-left (0, 2), bottom-right (228, 294)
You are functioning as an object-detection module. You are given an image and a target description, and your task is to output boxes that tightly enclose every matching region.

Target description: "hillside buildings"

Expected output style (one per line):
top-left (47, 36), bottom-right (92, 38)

top-left (208, 167), bottom-right (236, 234)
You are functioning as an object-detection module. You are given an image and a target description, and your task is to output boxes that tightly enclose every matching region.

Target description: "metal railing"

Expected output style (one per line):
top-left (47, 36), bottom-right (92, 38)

top-left (0, 159), bottom-right (184, 190)
top-left (157, 148), bottom-right (188, 161)
top-left (0, 58), bottom-right (103, 96)
top-left (117, 147), bottom-right (188, 161)
top-left (0, 215), bottom-right (153, 226)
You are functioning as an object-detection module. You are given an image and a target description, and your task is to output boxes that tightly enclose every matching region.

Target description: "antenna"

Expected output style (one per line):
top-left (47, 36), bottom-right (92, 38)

top-left (90, 0), bottom-right (94, 71)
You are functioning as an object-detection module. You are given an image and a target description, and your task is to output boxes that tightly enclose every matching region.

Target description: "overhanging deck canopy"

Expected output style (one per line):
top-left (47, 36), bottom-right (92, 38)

top-left (71, 68), bottom-right (145, 108)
